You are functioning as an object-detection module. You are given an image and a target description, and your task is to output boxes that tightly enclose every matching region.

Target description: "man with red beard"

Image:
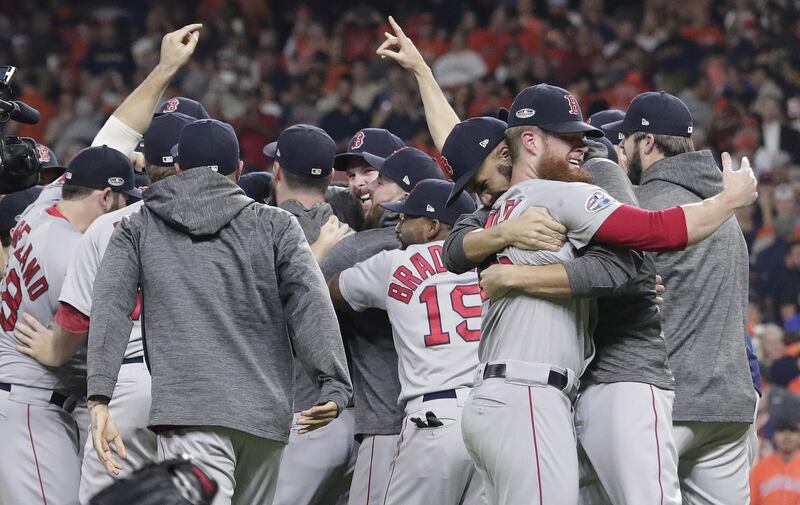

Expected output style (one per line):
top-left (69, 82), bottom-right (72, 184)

top-left (377, 19), bottom-right (757, 504)
top-left (446, 83), bottom-right (757, 505)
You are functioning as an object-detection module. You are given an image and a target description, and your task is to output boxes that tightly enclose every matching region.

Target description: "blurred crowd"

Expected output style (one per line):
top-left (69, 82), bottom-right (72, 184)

top-left (1, 0), bottom-right (800, 474)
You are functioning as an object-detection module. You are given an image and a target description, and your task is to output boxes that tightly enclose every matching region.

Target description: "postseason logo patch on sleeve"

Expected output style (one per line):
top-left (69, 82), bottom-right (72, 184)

top-left (585, 190), bottom-right (613, 213)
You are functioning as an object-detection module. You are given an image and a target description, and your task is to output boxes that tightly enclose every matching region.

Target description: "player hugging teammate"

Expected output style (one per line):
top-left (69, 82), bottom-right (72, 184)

top-left (0, 14), bottom-right (760, 505)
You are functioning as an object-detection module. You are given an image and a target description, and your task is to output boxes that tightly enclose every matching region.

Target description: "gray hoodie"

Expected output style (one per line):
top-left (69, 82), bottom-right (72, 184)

top-left (87, 167), bottom-right (352, 442)
top-left (276, 199), bottom-right (337, 412)
top-left (636, 151), bottom-right (757, 423)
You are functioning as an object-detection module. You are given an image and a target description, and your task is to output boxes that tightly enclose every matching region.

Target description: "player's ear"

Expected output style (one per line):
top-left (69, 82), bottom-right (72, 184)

top-left (642, 134), bottom-right (657, 155)
top-left (174, 162), bottom-right (183, 173)
top-left (520, 129), bottom-right (539, 156)
top-left (428, 218), bottom-right (441, 239)
top-left (496, 141), bottom-right (509, 160)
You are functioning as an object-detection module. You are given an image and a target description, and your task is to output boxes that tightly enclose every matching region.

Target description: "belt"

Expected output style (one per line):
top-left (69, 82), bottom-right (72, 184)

top-left (422, 389), bottom-right (457, 402)
top-left (122, 356), bottom-right (144, 365)
top-left (0, 382), bottom-right (78, 413)
top-left (483, 363), bottom-right (569, 391)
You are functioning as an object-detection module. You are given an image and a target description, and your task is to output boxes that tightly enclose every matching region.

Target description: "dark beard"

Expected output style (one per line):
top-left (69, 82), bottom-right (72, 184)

top-left (536, 148), bottom-right (592, 184)
top-left (497, 161), bottom-right (512, 181)
top-left (627, 149), bottom-right (643, 185)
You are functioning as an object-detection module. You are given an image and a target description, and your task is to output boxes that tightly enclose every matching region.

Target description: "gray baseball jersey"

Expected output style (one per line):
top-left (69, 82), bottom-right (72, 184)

top-left (59, 200), bottom-right (145, 359)
top-left (480, 179), bottom-right (622, 375)
top-left (339, 241), bottom-right (482, 404)
top-left (0, 204), bottom-right (82, 389)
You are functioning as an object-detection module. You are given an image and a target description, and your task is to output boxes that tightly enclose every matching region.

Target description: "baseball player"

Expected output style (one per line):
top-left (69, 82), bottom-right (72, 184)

top-left (606, 91), bottom-right (760, 504)
top-left (9, 24), bottom-right (205, 503)
top-left (329, 179), bottom-right (484, 505)
top-left (262, 124), bottom-right (358, 505)
top-left (329, 128), bottom-right (405, 230)
top-left (319, 148), bottom-right (443, 505)
top-left (0, 145), bottom-right (138, 505)
top-left (443, 84), bottom-right (757, 504)
top-left (587, 109), bottom-right (625, 168)
top-left (0, 185), bottom-right (43, 276)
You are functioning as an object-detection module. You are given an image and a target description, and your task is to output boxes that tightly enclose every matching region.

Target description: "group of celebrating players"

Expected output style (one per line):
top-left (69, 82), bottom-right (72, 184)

top-left (0, 17), bottom-right (759, 505)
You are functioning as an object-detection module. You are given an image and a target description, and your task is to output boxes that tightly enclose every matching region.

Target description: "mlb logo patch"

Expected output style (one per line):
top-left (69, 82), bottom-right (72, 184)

top-left (515, 108), bottom-right (535, 119)
top-left (585, 190), bottom-right (612, 213)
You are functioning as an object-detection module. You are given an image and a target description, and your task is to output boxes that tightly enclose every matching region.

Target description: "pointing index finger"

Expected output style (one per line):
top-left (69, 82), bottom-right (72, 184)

top-left (388, 16), bottom-right (405, 39)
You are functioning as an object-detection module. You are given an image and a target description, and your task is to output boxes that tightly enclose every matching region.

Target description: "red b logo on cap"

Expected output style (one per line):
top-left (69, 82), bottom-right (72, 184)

top-left (164, 98), bottom-right (180, 113)
top-left (36, 145), bottom-right (50, 162)
top-left (351, 131), bottom-right (365, 150)
top-left (440, 155), bottom-right (454, 177)
top-left (565, 95), bottom-right (580, 116)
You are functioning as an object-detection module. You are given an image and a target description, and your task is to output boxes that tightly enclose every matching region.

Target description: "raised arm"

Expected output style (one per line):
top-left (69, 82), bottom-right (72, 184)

top-left (376, 16), bottom-right (459, 151)
top-left (592, 153), bottom-right (757, 251)
top-left (681, 153), bottom-right (757, 245)
top-left (111, 24), bottom-right (201, 133)
top-left (92, 24), bottom-right (202, 151)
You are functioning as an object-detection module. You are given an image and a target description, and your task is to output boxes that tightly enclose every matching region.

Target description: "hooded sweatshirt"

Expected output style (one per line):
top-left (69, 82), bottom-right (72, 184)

top-left (636, 150), bottom-right (757, 423)
top-left (87, 167), bottom-right (352, 442)
top-left (276, 199), bottom-right (338, 412)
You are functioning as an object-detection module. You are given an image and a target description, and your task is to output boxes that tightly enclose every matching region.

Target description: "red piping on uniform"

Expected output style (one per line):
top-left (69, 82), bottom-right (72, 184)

top-left (383, 419), bottom-right (408, 505)
top-left (650, 386), bottom-right (664, 505)
top-left (528, 387), bottom-right (544, 504)
top-left (45, 205), bottom-right (68, 223)
top-left (27, 405), bottom-right (48, 505)
top-left (366, 436), bottom-right (376, 505)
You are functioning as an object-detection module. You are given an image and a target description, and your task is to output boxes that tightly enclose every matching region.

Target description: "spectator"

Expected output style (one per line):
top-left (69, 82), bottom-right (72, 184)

top-left (759, 324), bottom-right (788, 371)
top-left (432, 30), bottom-right (487, 87)
top-left (750, 421), bottom-right (800, 504)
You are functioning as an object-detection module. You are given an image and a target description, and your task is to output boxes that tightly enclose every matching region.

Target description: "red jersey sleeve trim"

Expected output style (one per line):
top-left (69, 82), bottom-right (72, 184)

top-left (54, 302), bottom-right (90, 334)
top-left (593, 205), bottom-right (688, 252)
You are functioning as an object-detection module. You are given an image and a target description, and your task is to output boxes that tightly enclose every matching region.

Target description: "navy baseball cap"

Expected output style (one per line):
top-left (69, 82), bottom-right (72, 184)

top-left (237, 172), bottom-right (272, 202)
top-left (155, 96), bottom-right (210, 119)
top-left (263, 124), bottom-right (335, 179)
top-left (382, 179), bottom-right (476, 226)
top-left (442, 117), bottom-right (507, 206)
top-left (362, 147), bottom-right (444, 193)
top-left (333, 128), bottom-right (405, 171)
top-left (0, 186), bottom-right (43, 232)
top-left (35, 144), bottom-right (65, 171)
top-left (143, 113), bottom-right (195, 167)
top-left (604, 92), bottom-right (694, 138)
top-left (170, 119), bottom-right (240, 175)
top-left (507, 84), bottom-right (602, 137)
top-left (589, 109), bottom-right (626, 145)
top-left (65, 146), bottom-right (141, 198)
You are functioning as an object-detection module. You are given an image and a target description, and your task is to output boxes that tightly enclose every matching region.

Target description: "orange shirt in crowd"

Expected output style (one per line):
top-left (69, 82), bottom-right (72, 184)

top-left (751, 453), bottom-right (800, 505)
